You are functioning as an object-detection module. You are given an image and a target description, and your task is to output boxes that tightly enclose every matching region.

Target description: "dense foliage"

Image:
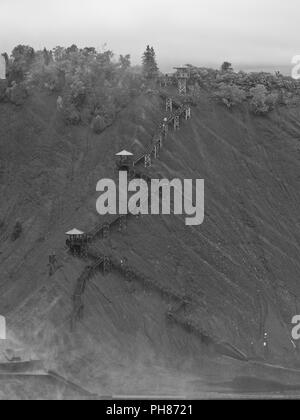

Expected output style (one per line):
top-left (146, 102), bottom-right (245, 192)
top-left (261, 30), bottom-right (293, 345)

top-left (2, 45), bottom-right (300, 118)
top-left (142, 45), bottom-right (159, 80)
top-left (1, 44), bottom-right (144, 129)
top-left (185, 63), bottom-right (300, 114)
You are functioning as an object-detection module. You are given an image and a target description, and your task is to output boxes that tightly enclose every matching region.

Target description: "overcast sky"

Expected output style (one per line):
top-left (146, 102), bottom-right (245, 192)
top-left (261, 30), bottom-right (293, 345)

top-left (0, 0), bottom-right (299, 71)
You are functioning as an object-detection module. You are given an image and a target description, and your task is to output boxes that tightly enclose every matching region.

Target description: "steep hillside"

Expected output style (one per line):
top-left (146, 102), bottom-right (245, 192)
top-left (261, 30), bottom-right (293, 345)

top-left (1, 85), bottom-right (300, 398)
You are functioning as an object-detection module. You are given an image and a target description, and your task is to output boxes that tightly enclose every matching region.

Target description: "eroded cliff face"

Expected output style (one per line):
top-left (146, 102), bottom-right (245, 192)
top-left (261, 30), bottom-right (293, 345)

top-left (1, 86), bottom-right (300, 398)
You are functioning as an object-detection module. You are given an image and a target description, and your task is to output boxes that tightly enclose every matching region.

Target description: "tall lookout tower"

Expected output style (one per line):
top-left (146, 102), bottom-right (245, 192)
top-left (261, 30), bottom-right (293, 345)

top-left (174, 66), bottom-right (189, 95)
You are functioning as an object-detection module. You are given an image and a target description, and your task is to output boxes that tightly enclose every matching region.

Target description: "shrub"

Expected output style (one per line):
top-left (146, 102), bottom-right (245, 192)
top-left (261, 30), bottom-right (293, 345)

top-left (92, 115), bottom-right (106, 134)
top-left (249, 84), bottom-right (277, 115)
top-left (11, 222), bottom-right (22, 241)
top-left (62, 106), bottom-right (81, 125)
top-left (265, 92), bottom-right (278, 111)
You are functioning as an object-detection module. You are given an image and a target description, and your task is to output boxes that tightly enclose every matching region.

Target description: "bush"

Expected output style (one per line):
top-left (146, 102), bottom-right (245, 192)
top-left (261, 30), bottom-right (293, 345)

top-left (213, 83), bottom-right (246, 108)
top-left (92, 115), bottom-right (106, 134)
top-left (265, 92), bottom-right (278, 111)
top-left (11, 222), bottom-right (22, 241)
top-left (249, 84), bottom-right (277, 115)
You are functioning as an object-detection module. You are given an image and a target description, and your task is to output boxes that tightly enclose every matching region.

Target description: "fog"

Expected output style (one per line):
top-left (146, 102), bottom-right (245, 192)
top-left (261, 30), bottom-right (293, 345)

top-left (0, 0), bottom-right (299, 71)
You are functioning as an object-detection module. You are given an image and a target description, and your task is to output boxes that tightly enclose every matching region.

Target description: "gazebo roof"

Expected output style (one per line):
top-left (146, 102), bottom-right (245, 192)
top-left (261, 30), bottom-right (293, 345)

top-left (65, 228), bottom-right (84, 236)
top-left (116, 150), bottom-right (134, 157)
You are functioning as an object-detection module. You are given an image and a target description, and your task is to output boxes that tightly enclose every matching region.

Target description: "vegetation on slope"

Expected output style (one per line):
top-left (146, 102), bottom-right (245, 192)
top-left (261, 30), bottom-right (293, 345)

top-left (1, 45), bottom-right (300, 397)
top-left (186, 62), bottom-right (300, 113)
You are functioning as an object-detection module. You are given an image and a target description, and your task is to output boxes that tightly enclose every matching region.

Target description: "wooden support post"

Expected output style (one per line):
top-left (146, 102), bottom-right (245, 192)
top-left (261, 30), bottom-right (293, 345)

top-left (163, 123), bottom-right (168, 137)
top-left (166, 98), bottom-right (173, 112)
top-left (121, 259), bottom-right (131, 282)
top-left (185, 106), bottom-right (191, 120)
top-left (174, 116), bottom-right (180, 130)
top-left (103, 256), bottom-right (111, 276)
top-left (178, 78), bottom-right (187, 95)
top-left (159, 134), bottom-right (163, 148)
top-left (103, 223), bottom-right (110, 239)
top-left (144, 154), bottom-right (151, 168)
top-left (82, 244), bottom-right (88, 259)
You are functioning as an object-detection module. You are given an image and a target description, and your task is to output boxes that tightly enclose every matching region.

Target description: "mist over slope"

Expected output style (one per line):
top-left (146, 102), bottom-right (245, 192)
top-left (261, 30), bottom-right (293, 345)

top-left (1, 57), bottom-right (300, 397)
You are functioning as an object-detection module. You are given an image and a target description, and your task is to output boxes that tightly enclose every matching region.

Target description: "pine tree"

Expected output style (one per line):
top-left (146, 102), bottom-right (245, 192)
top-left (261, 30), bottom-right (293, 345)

top-left (43, 48), bottom-right (51, 66)
top-left (142, 45), bottom-right (159, 79)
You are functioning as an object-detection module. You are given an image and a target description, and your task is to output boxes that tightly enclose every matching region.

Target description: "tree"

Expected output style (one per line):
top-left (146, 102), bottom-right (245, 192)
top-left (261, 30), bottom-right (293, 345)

top-left (70, 70), bottom-right (86, 107)
top-left (10, 45), bottom-right (35, 82)
top-left (43, 48), bottom-right (51, 66)
top-left (142, 45), bottom-right (159, 79)
top-left (119, 54), bottom-right (131, 71)
top-left (66, 44), bottom-right (79, 55)
top-left (214, 83), bottom-right (246, 108)
top-left (9, 45), bottom-right (35, 83)
top-left (82, 47), bottom-right (97, 56)
top-left (221, 62), bottom-right (233, 73)
top-left (53, 46), bottom-right (66, 62)
top-left (12, 45), bottom-right (35, 64)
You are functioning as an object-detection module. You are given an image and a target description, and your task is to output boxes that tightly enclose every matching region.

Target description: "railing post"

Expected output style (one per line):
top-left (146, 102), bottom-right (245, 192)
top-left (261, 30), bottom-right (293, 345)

top-left (166, 98), bottom-right (173, 112)
top-left (144, 154), bottom-right (152, 168)
top-left (103, 256), bottom-right (111, 276)
top-left (159, 133), bottom-right (163, 148)
top-left (178, 78), bottom-right (187, 95)
top-left (103, 223), bottom-right (110, 239)
top-left (162, 119), bottom-right (168, 137)
top-left (185, 106), bottom-right (191, 120)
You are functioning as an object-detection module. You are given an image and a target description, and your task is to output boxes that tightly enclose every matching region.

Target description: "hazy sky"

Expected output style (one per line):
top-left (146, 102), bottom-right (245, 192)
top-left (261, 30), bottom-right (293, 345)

top-left (0, 0), bottom-right (299, 71)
